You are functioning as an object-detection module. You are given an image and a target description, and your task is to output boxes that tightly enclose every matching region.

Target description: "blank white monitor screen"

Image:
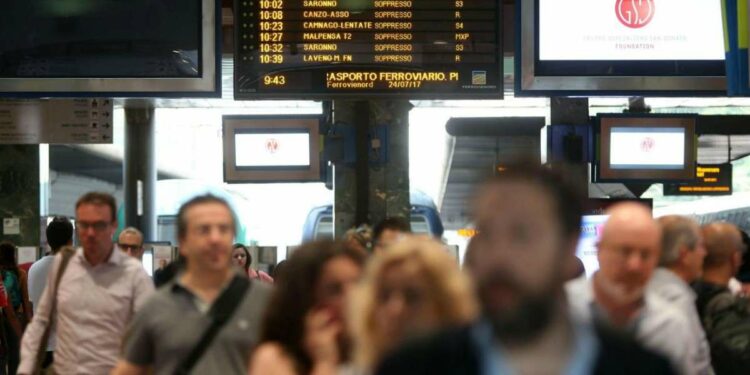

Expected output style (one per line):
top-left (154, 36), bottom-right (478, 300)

top-left (235, 133), bottom-right (310, 167)
top-left (609, 127), bottom-right (685, 170)
top-left (538, 0), bottom-right (724, 61)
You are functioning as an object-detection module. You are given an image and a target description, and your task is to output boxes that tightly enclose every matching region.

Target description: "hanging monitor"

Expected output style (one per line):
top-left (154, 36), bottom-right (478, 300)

top-left (0, 0), bottom-right (220, 97)
top-left (595, 114), bottom-right (697, 182)
top-left (516, 0), bottom-right (726, 96)
top-left (233, 0), bottom-right (503, 99)
top-left (223, 115), bottom-right (321, 183)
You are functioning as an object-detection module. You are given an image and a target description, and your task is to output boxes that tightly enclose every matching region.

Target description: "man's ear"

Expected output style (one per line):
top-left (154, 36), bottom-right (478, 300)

top-left (678, 246), bottom-right (690, 265)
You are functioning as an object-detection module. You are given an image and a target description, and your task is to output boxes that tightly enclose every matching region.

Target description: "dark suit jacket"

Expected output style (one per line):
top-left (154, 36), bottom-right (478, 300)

top-left (375, 324), bottom-right (675, 375)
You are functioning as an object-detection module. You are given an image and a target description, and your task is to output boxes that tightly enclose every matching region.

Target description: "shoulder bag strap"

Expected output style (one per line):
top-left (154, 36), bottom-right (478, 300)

top-left (32, 247), bottom-right (76, 375)
top-left (174, 275), bottom-right (251, 375)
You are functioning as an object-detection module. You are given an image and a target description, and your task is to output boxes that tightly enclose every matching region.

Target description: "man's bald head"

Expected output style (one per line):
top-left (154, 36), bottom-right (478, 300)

top-left (702, 222), bottom-right (743, 271)
top-left (596, 202), bottom-right (662, 304)
top-left (600, 203), bottom-right (660, 245)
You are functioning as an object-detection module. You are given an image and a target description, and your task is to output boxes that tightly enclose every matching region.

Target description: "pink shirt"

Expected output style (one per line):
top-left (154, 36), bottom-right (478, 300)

top-left (248, 268), bottom-right (274, 283)
top-left (19, 248), bottom-right (154, 375)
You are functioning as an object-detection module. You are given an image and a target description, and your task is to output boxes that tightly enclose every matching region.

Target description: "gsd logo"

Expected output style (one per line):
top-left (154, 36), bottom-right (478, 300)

top-left (266, 138), bottom-right (279, 154)
top-left (616, 0), bottom-right (655, 29)
top-left (640, 137), bottom-right (655, 152)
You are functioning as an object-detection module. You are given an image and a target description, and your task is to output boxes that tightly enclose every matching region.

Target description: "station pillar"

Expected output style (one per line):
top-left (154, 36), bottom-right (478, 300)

top-left (0, 145), bottom-right (40, 248)
top-left (333, 100), bottom-right (411, 237)
top-left (123, 101), bottom-right (156, 241)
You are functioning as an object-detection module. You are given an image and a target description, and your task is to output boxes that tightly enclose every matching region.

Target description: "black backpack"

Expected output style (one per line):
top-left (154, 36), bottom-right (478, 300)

top-left (700, 288), bottom-right (750, 375)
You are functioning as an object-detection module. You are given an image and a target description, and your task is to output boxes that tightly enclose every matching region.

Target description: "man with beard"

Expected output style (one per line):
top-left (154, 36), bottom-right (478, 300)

top-left (375, 162), bottom-right (674, 375)
top-left (566, 203), bottom-right (694, 375)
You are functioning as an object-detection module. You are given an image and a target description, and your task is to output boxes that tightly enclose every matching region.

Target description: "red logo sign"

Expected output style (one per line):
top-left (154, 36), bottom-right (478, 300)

top-left (266, 138), bottom-right (279, 154)
top-left (616, 0), bottom-right (655, 29)
top-left (641, 137), bottom-right (655, 152)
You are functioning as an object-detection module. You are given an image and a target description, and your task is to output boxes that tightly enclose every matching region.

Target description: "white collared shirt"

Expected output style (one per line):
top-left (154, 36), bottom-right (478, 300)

top-left (27, 255), bottom-right (56, 351)
top-left (19, 247), bottom-right (155, 375)
top-left (566, 274), bottom-right (696, 375)
top-left (648, 268), bottom-right (713, 375)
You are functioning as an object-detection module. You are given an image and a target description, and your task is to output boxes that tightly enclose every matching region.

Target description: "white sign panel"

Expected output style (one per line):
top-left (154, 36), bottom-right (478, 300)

top-left (235, 133), bottom-right (311, 167)
top-left (539, 0), bottom-right (724, 61)
top-left (0, 98), bottom-right (113, 144)
top-left (610, 127), bottom-right (685, 169)
top-left (3, 218), bottom-right (20, 235)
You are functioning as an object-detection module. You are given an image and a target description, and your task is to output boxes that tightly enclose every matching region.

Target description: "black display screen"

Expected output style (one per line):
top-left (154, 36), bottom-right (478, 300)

top-left (234, 0), bottom-right (503, 99)
top-left (0, 0), bottom-right (202, 78)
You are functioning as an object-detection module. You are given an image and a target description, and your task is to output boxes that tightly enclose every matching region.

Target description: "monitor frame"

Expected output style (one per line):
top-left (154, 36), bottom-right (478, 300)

top-left (515, 0), bottom-right (726, 96)
top-left (0, 0), bottom-right (221, 98)
top-left (596, 114), bottom-right (697, 182)
top-left (233, 1), bottom-right (504, 100)
top-left (223, 115), bottom-right (322, 183)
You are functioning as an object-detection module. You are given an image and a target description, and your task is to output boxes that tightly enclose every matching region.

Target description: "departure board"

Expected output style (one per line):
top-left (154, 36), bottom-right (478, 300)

top-left (234, 0), bottom-right (503, 99)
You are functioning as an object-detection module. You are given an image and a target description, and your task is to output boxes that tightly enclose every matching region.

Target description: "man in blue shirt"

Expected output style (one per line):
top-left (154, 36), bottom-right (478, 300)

top-left (375, 161), bottom-right (674, 375)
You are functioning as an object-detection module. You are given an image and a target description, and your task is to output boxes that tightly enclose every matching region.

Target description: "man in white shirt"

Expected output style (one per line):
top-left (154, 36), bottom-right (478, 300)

top-left (647, 215), bottom-right (713, 375)
top-left (19, 192), bottom-right (155, 375)
top-left (566, 203), bottom-right (696, 375)
top-left (27, 216), bottom-right (74, 368)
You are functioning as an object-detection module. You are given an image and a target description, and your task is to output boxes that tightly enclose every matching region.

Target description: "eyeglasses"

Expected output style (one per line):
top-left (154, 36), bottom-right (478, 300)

top-left (119, 244), bottom-right (141, 251)
top-left (233, 253), bottom-right (247, 259)
top-left (77, 221), bottom-right (111, 232)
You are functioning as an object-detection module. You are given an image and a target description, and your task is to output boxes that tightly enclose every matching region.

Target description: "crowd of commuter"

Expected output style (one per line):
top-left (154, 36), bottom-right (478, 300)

top-left (0, 161), bottom-right (749, 374)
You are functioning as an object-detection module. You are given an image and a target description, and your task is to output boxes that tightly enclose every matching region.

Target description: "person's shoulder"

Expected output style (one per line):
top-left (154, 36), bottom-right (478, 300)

top-left (28, 256), bottom-right (52, 272)
top-left (120, 253), bottom-right (146, 269)
top-left (120, 255), bottom-right (152, 280)
top-left (646, 294), bottom-right (691, 328)
top-left (648, 278), bottom-right (682, 298)
top-left (640, 295), bottom-right (694, 348)
top-left (253, 342), bottom-right (289, 361)
top-left (132, 283), bottom-right (180, 319)
top-left (594, 324), bottom-right (676, 374)
top-left (241, 278), bottom-right (273, 309)
top-left (565, 277), bottom-right (594, 317)
top-left (249, 342), bottom-right (297, 374)
top-left (564, 275), bottom-right (591, 296)
top-left (374, 326), bottom-right (480, 375)
top-left (249, 277), bottom-right (273, 294)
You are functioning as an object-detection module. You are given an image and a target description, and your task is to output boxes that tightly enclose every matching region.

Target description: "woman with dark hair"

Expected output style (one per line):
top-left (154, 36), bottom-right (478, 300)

top-left (232, 244), bottom-right (273, 283)
top-left (248, 241), bottom-right (365, 375)
top-left (0, 241), bottom-right (32, 375)
top-left (270, 260), bottom-right (288, 283)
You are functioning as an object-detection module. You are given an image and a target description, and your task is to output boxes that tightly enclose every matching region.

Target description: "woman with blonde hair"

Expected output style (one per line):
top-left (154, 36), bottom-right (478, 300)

top-left (349, 236), bottom-right (478, 371)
